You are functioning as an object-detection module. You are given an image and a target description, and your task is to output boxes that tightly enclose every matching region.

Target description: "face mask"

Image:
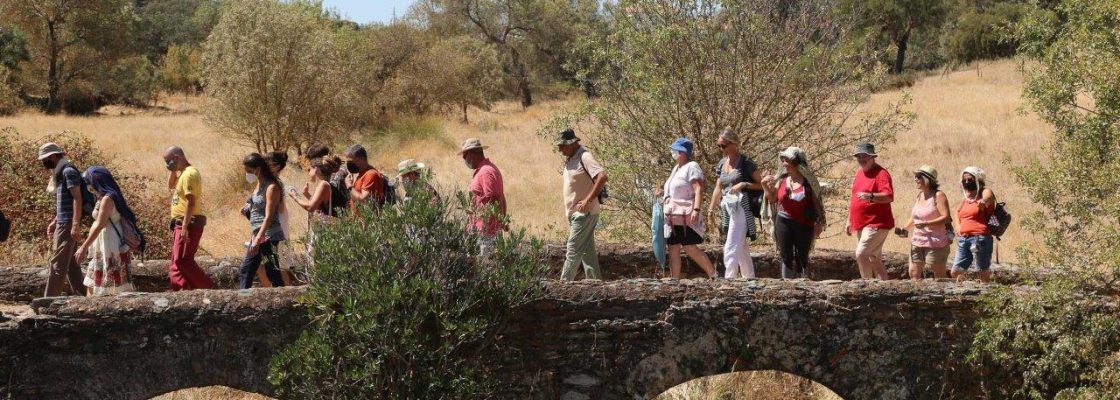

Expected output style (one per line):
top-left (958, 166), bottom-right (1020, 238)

top-left (245, 173), bottom-right (258, 184)
top-left (42, 159), bottom-right (57, 169)
top-left (346, 162), bottom-right (359, 174)
top-left (464, 159), bottom-right (474, 169)
top-left (962, 180), bottom-right (978, 191)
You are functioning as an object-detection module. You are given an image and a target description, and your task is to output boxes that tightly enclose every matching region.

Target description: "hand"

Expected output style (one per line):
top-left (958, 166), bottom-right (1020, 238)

top-left (249, 235), bottom-right (265, 255)
top-left (344, 173), bottom-right (355, 189)
top-left (75, 246), bottom-right (88, 262)
top-left (688, 210), bottom-right (699, 225)
top-left (729, 185), bottom-right (742, 194)
top-left (176, 229), bottom-right (190, 248)
top-left (574, 200), bottom-right (589, 213)
top-left (914, 221), bottom-right (928, 230)
top-left (857, 192), bottom-right (873, 201)
top-left (655, 187), bottom-right (664, 197)
top-left (302, 183), bottom-right (311, 197)
top-left (844, 221), bottom-right (852, 236)
top-left (69, 225), bottom-right (81, 243)
top-left (47, 221), bottom-right (56, 239)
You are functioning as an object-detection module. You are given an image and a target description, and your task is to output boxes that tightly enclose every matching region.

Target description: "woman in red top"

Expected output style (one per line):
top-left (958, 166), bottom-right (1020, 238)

top-left (952, 167), bottom-right (996, 282)
top-left (761, 147), bottom-right (826, 279)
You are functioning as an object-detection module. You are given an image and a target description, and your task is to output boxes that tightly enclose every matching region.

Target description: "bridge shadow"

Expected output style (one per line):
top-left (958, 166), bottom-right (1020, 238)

top-left (655, 370), bottom-right (842, 400)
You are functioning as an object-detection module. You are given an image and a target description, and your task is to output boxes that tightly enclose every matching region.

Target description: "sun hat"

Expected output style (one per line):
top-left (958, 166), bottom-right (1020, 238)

top-left (38, 143), bottom-right (64, 160)
top-left (779, 146), bottom-right (806, 164)
top-left (852, 142), bottom-right (877, 157)
top-left (961, 166), bottom-right (986, 187)
top-left (396, 159), bottom-right (427, 177)
top-left (457, 138), bottom-right (489, 155)
top-left (554, 128), bottom-right (580, 146)
top-left (670, 137), bottom-right (694, 156)
top-left (914, 165), bottom-right (938, 184)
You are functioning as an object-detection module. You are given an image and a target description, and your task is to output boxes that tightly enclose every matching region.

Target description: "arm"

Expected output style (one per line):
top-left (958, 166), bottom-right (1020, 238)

top-left (167, 170), bottom-right (178, 190)
top-left (868, 170), bottom-right (895, 203)
top-left (76, 197), bottom-right (114, 260)
top-left (68, 185), bottom-right (82, 241)
top-left (980, 188), bottom-right (996, 208)
top-left (708, 182), bottom-right (721, 214)
top-left (291, 182), bottom-right (329, 211)
top-left (584, 171), bottom-right (608, 204)
top-left (919, 191), bottom-right (953, 227)
top-left (181, 195), bottom-right (195, 229)
top-left (745, 169), bottom-right (764, 191)
top-left (760, 175), bottom-right (778, 204)
top-left (689, 179), bottom-right (704, 225)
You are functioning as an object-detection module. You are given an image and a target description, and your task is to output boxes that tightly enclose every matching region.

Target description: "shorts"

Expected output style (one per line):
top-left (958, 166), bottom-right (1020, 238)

top-left (910, 244), bottom-right (950, 265)
top-left (667, 225), bottom-right (704, 246)
top-left (952, 235), bottom-right (993, 272)
top-left (854, 227), bottom-right (890, 258)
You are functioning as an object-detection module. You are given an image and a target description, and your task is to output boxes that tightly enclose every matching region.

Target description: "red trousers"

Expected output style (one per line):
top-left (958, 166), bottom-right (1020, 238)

top-left (169, 223), bottom-right (214, 290)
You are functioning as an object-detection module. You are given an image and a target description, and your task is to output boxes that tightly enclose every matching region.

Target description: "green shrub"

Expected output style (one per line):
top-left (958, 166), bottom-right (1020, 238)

top-left (0, 130), bottom-right (172, 261)
top-left (943, 3), bottom-right (1026, 66)
top-left (96, 56), bottom-right (161, 107)
top-left (58, 82), bottom-right (101, 115)
top-left (268, 187), bottom-right (546, 399)
top-left (0, 67), bottom-right (22, 116)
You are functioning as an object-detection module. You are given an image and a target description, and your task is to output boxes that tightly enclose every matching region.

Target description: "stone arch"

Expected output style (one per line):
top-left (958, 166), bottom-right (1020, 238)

top-left (654, 370), bottom-right (842, 399)
top-left (150, 386), bottom-right (274, 400)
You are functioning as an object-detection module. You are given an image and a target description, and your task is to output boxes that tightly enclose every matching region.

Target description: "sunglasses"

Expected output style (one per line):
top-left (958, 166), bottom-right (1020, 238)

top-left (717, 142), bottom-right (730, 149)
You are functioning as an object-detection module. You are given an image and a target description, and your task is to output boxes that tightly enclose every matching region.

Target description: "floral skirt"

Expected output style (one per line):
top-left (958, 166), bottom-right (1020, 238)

top-left (84, 251), bottom-right (135, 296)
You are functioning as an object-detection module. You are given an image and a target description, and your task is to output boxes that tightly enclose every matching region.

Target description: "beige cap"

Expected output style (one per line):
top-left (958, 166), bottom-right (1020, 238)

top-left (396, 159), bottom-right (427, 177)
top-left (457, 138), bottom-right (489, 155)
top-left (37, 143), bottom-right (64, 160)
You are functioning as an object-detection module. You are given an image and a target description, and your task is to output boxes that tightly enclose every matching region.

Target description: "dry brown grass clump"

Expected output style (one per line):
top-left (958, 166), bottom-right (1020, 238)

top-left (656, 370), bottom-right (844, 400)
top-left (150, 386), bottom-right (273, 400)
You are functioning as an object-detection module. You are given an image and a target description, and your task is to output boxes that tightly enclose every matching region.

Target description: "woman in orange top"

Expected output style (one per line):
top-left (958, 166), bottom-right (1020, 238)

top-left (952, 167), bottom-right (996, 282)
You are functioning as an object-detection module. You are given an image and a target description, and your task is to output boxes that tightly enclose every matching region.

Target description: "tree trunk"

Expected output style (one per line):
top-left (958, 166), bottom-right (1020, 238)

top-left (461, 103), bottom-right (469, 123)
top-left (46, 20), bottom-right (61, 114)
top-left (892, 30), bottom-right (910, 75)
top-left (509, 48), bottom-right (533, 108)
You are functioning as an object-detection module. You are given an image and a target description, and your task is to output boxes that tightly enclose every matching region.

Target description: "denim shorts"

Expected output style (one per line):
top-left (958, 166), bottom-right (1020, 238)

top-left (952, 235), bottom-right (993, 272)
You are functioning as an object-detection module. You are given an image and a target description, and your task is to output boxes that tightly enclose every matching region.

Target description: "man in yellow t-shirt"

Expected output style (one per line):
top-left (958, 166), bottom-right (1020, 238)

top-left (163, 146), bottom-right (214, 290)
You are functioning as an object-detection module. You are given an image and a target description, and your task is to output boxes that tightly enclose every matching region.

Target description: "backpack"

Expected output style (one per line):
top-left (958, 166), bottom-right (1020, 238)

top-left (327, 173), bottom-right (349, 216)
top-left (109, 218), bottom-right (146, 258)
top-left (986, 202), bottom-right (1012, 239)
top-left (0, 210), bottom-right (10, 242)
top-left (381, 176), bottom-right (397, 206)
top-left (579, 157), bottom-right (609, 204)
top-left (58, 164), bottom-right (95, 219)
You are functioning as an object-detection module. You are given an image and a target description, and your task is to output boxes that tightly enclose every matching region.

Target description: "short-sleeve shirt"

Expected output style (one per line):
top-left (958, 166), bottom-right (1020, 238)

top-left (171, 166), bottom-right (203, 219)
top-left (351, 168), bottom-right (386, 212)
top-left (848, 164), bottom-right (895, 230)
top-left (469, 159), bottom-right (507, 236)
top-left (663, 161), bottom-right (706, 236)
top-left (563, 146), bottom-right (605, 217)
top-left (55, 164), bottom-right (83, 226)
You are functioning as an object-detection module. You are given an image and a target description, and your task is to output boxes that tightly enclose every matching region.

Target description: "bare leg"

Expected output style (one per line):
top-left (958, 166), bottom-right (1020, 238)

top-left (683, 245), bottom-right (717, 278)
top-left (909, 261), bottom-right (925, 281)
top-left (256, 268), bottom-right (272, 288)
top-left (931, 264), bottom-right (948, 279)
top-left (280, 270), bottom-right (293, 286)
top-left (871, 256), bottom-right (890, 280)
top-left (951, 270), bottom-right (966, 281)
top-left (669, 245), bottom-right (683, 279)
top-left (978, 270), bottom-right (991, 283)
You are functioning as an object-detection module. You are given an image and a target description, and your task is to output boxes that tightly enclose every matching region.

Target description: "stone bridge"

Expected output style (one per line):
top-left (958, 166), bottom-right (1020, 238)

top-left (0, 246), bottom-right (1014, 400)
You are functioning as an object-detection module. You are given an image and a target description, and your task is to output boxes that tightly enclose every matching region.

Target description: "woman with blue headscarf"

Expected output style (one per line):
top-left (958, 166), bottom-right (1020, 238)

top-left (75, 167), bottom-right (142, 295)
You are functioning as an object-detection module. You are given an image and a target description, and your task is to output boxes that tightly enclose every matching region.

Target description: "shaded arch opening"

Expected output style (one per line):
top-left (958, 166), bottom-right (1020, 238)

top-left (150, 386), bottom-right (273, 400)
top-left (655, 370), bottom-right (843, 400)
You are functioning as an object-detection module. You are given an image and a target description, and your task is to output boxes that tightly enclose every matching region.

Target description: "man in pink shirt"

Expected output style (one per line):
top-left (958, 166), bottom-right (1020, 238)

top-left (845, 142), bottom-right (895, 280)
top-left (459, 138), bottom-right (507, 258)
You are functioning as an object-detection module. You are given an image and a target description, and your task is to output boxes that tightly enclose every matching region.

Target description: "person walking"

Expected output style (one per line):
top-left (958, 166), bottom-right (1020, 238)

top-left (343, 144), bottom-right (388, 214)
top-left (555, 129), bottom-right (608, 281)
top-left (396, 159), bottom-right (439, 204)
top-left (163, 146), bottom-right (214, 290)
top-left (895, 166), bottom-right (952, 280)
top-left (760, 147), bottom-right (826, 279)
top-left (38, 143), bottom-right (87, 296)
top-left (288, 156), bottom-right (342, 268)
top-left (74, 167), bottom-right (139, 295)
top-left (707, 128), bottom-right (762, 279)
top-left (661, 138), bottom-right (718, 279)
top-left (952, 167), bottom-right (996, 283)
top-left (239, 153), bottom-right (286, 289)
top-left (459, 138), bottom-right (507, 258)
top-left (845, 142), bottom-right (895, 280)
top-left (259, 151), bottom-right (293, 286)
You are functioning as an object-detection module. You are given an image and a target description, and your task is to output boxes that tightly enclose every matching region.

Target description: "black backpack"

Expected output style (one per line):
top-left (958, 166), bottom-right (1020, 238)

top-left (327, 175), bottom-right (349, 216)
top-left (987, 202), bottom-right (1012, 239)
top-left (381, 177), bottom-right (397, 206)
top-left (0, 210), bottom-right (11, 242)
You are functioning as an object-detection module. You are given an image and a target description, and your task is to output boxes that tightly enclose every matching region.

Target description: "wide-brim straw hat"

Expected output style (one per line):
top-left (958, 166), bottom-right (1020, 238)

top-left (457, 138), bottom-right (489, 155)
top-left (914, 165), bottom-right (938, 184)
top-left (396, 159), bottom-right (427, 177)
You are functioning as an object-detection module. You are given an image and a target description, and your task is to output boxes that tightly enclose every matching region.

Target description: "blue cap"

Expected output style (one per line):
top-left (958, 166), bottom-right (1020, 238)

top-left (670, 138), bottom-right (693, 156)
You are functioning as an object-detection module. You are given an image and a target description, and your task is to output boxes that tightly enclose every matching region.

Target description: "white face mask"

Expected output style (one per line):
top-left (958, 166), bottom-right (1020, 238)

top-left (245, 173), bottom-right (257, 184)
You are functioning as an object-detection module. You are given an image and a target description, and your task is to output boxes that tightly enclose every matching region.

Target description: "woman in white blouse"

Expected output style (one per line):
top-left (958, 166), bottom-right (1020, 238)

top-left (661, 138), bottom-right (717, 279)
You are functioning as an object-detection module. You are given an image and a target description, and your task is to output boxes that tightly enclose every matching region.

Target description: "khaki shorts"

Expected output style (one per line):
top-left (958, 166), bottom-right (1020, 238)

top-left (910, 245), bottom-right (950, 266)
top-left (854, 227), bottom-right (890, 258)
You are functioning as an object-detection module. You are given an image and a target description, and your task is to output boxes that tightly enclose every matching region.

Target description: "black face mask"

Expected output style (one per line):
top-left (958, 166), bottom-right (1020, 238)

top-left (346, 162), bottom-right (359, 174)
top-left (962, 180), bottom-right (978, 191)
top-left (42, 159), bottom-right (57, 170)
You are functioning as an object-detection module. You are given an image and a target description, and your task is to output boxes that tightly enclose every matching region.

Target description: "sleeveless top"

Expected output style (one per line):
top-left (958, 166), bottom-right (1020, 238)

top-left (911, 192), bottom-right (948, 248)
top-left (248, 184), bottom-right (285, 242)
top-left (958, 197), bottom-right (992, 236)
